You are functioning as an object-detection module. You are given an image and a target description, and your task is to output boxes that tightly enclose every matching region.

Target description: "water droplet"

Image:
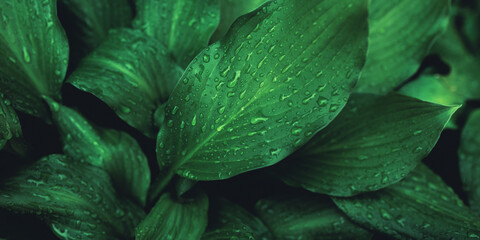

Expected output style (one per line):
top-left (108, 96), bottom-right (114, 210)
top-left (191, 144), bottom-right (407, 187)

top-left (191, 115), bottom-right (197, 126)
top-left (250, 117), bottom-right (268, 124)
top-left (22, 46), bottom-right (31, 63)
top-left (329, 104), bottom-right (339, 112)
top-left (291, 126), bottom-right (302, 136)
top-left (217, 106), bottom-right (226, 114)
top-left (317, 96), bottom-right (328, 107)
top-left (413, 130), bottom-right (422, 136)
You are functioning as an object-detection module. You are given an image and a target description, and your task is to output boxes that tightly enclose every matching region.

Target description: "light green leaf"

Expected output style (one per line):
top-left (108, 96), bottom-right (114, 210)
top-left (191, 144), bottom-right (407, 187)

top-left (206, 198), bottom-right (272, 240)
top-left (355, 0), bottom-right (450, 93)
top-left (136, 191), bottom-right (209, 240)
top-left (333, 164), bottom-right (480, 239)
top-left (255, 190), bottom-right (372, 240)
top-left (202, 223), bottom-right (255, 240)
top-left (0, 94), bottom-right (21, 150)
top-left (58, 0), bottom-right (132, 59)
top-left (0, 154), bottom-right (145, 240)
top-left (0, 0), bottom-right (69, 118)
top-left (272, 93), bottom-right (458, 196)
top-left (459, 109), bottom-right (480, 216)
top-left (46, 99), bottom-right (150, 206)
top-left (211, 0), bottom-right (269, 42)
top-left (134, 0), bottom-right (220, 68)
top-left (67, 28), bottom-right (183, 137)
top-left (156, 0), bottom-right (368, 181)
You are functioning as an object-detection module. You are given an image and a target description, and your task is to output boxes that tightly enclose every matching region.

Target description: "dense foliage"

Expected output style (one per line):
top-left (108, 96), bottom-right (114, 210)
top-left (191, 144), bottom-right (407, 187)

top-left (1, 0), bottom-right (480, 239)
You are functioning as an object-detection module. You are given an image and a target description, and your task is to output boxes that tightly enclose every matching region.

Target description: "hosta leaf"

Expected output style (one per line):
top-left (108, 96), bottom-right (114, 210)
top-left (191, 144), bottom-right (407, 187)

top-left (333, 164), bottom-right (480, 239)
top-left (272, 93), bottom-right (457, 196)
top-left (211, 0), bottom-right (269, 42)
top-left (0, 155), bottom-right (145, 240)
top-left (459, 109), bottom-right (480, 215)
top-left (156, 0), bottom-right (368, 180)
top-left (0, 0), bottom-right (69, 118)
top-left (67, 28), bottom-right (183, 137)
top-left (136, 191), bottom-right (208, 240)
top-left (207, 198), bottom-right (272, 240)
top-left (355, 0), bottom-right (450, 93)
top-left (202, 223), bottom-right (255, 240)
top-left (58, 0), bottom-right (132, 61)
top-left (134, 0), bottom-right (220, 68)
top-left (46, 99), bottom-right (150, 206)
top-left (255, 190), bottom-right (372, 240)
top-left (0, 94), bottom-right (21, 150)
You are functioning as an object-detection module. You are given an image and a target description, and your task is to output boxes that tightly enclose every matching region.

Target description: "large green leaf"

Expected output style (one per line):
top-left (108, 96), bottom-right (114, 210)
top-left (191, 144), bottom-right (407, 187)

top-left (0, 94), bottom-right (21, 150)
top-left (156, 0), bottom-right (368, 181)
top-left (354, 0), bottom-right (450, 93)
top-left (272, 93), bottom-right (457, 196)
top-left (67, 28), bottom-right (183, 137)
top-left (136, 191), bottom-right (209, 240)
top-left (134, 0), bottom-right (220, 68)
top-left (58, 0), bottom-right (132, 61)
top-left (0, 0), bottom-right (69, 118)
top-left (0, 154), bottom-right (145, 240)
top-left (255, 190), bottom-right (372, 240)
top-left (46, 99), bottom-right (150, 206)
top-left (333, 164), bottom-right (480, 239)
top-left (459, 109), bottom-right (480, 215)
top-left (201, 223), bottom-right (255, 240)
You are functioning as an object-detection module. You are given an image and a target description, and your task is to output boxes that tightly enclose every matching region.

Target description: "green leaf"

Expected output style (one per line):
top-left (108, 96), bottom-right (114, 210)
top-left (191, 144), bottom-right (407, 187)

top-left (58, 0), bottom-right (132, 60)
top-left (354, 0), bottom-right (450, 93)
top-left (0, 94), bottom-right (21, 150)
top-left (333, 164), bottom-right (480, 239)
top-left (255, 189), bottom-right (372, 240)
top-left (67, 28), bottom-right (183, 137)
top-left (156, 0), bottom-right (368, 181)
top-left (136, 191), bottom-right (209, 240)
top-left (211, 0), bottom-right (269, 42)
top-left (202, 223), bottom-right (255, 240)
top-left (0, 154), bottom-right (145, 240)
top-left (0, 0), bottom-right (69, 118)
top-left (459, 109), bottom-right (480, 215)
top-left (46, 99), bottom-right (150, 206)
top-left (207, 198), bottom-right (272, 240)
top-left (134, 0), bottom-right (220, 68)
top-left (272, 93), bottom-right (458, 196)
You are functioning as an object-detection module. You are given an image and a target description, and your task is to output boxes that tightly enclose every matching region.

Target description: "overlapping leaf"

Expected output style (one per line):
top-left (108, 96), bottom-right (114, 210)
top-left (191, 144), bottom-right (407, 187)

top-left (67, 28), bottom-right (183, 137)
top-left (333, 164), bottom-right (480, 239)
top-left (136, 191), bottom-right (208, 240)
top-left (459, 109), bottom-right (480, 216)
top-left (0, 0), bottom-right (69, 118)
top-left (0, 155), bottom-right (145, 240)
top-left (255, 190), bottom-right (372, 240)
top-left (156, 0), bottom-right (368, 181)
top-left (134, 0), bottom-right (220, 68)
top-left (355, 0), bottom-right (450, 93)
top-left (272, 93), bottom-right (457, 196)
top-left (46, 99), bottom-right (150, 206)
top-left (0, 94), bottom-right (21, 150)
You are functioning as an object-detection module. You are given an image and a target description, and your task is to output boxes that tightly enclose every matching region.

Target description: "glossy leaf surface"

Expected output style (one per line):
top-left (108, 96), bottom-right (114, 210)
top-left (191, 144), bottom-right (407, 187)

top-left (355, 0), bottom-right (450, 93)
top-left (134, 0), bottom-right (220, 68)
top-left (68, 28), bottom-right (183, 137)
top-left (202, 223), bottom-right (255, 240)
top-left (156, 0), bottom-right (368, 180)
top-left (459, 109), bottom-right (480, 215)
top-left (255, 191), bottom-right (372, 240)
top-left (273, 93), bottom-right (457, 196)
top-left (0, 155), bottom-right (145, 240)
top-left (136, 191), bottom-right (208, 240)
top-left (0, 0), bottom-right (69, 118)
top-left (0, 94), bottom-right (21, 150)
top-left (47, 100), bottom-right (150, 206)
top-left (333, 164), bottom-right (480, 239)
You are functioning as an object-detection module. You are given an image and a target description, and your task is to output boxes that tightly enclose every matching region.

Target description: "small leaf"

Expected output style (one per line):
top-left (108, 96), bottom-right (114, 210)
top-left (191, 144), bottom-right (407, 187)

top-left (272, 93), bottom-right (458, 196)
top-left (136, 191), bottom-right (209, 240)
top-left (333, 164), bottom-right (480, 239)
top-left (156, 0), bottom-right (368, 181)
top-left (134, 0), bottom-right (220, 68)
top-left (0, 94), bottom-right (21, 150)
top-left (58, 0), bottom-right (133, 62)
top-left (459, 109), bottom-right (480, 215)
top-left (67, 28), bottom-right (183, 137)
top-left (0, 0), bottom-right (69, 118)
top-left (355, 0), bottom-right (450, 93)
top-left (46, 99), bottom-right (150, 206)
top-left (0, 154), bottom-right (145, 240)
top-left (255, 189), bottom-right (372, 240)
